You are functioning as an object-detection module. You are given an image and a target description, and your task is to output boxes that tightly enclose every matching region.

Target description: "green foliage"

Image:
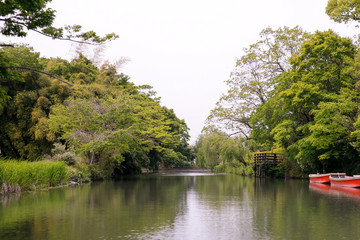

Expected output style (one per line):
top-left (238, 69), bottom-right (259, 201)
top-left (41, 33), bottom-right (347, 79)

top-left (0, 0), bottom-right (118, 102)
top-left (207, 26), bottom-right (360, 176)
top-left (271, 30), bottom-right (359, 173)
top-left (0, 45), bottom-right (192, 180)
top-left (194, 131), bottom-right (226, 169)
top-left (67, 164), bottom-right (91, 183)
top-left (48, 92), bottom-right (191, 174)
top-left (214, 161), bottom-right (254, 176)
top-left (290, 30), bottom-right (356, 93)
top-left (0, 2), bottom-right (191, 182)
top-left (257, 162), bottom-right (286, 178)
top-left (206, 26), bottom-right (310, 137)
top-left (326, 0), bottom-right (360, 24)
top-left (249, 30), bottom-right (360, 174)
top-left (51, 143), bottom-right (77, 166)
top-left (0, 46), bottom-right (72, 160)
top-left (194, 130), bottom-right (255, 173)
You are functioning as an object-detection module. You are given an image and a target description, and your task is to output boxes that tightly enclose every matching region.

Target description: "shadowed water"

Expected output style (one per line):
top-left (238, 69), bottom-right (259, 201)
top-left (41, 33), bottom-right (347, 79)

top-left (1, 173), bottom-right (360, 240)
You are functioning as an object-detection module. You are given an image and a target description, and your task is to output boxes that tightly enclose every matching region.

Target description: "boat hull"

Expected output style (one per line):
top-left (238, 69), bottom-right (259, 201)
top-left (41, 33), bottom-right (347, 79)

top-left (309, 173), bottom-right (346, 184)
top-left (309, 174), bottom-right (331, 183)
top-left (329, 176), bottom-right (360, 188)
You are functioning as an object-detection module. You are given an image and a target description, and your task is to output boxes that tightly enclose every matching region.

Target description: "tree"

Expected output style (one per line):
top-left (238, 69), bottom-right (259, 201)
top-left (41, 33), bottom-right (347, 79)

top-left (326, 0), bottom-right (360, 24)
top-left (194, 129), bottom-right (255, 173)
top-left (0, 0), bottom-right (119, 102)
top-left (194, 131), bottom-right (227, 169)
top-left (206, 26), bottom-right (309, 138)
top-left (0, 46), bottom-right (72, 159)
top-left (271, 30), bottom-right (359, 173)
top-left (48, 94), bottom-right (191, 174)
top-left (48, 96), bottom-right (136, 165)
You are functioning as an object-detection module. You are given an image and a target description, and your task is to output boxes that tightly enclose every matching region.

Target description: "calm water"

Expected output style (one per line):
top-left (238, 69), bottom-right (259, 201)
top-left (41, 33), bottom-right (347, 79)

top-left (1, 173), bottom-right (360, 240)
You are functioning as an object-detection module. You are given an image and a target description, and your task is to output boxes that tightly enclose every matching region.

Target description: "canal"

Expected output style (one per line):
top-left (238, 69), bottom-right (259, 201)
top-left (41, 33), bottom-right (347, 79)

top-left (1, 172), bottom-right (360, 240)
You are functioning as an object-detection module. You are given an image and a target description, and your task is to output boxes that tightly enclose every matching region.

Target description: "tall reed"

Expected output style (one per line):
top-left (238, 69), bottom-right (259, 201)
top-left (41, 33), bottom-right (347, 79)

top-left (0, 159), bottom-right (68, 194)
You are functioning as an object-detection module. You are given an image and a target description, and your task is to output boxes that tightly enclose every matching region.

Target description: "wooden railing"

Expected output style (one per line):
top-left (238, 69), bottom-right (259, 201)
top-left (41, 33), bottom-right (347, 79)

top-left (253, 152), bottom-right (284, 176)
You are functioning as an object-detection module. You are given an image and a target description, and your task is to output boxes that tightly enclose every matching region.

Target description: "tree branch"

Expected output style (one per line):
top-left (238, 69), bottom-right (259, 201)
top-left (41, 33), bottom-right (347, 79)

top-left (0, 65), bottom-right (73, 86)
top-left (0, 44), bottom-right (15, 48)
top-left (1, 19), bottom-right (117, 45)
top-left (30, 28), bottom-right (112, 46)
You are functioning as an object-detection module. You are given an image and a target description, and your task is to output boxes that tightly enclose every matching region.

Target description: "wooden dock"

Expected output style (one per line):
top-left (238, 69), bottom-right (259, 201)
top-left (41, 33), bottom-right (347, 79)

top-left (253, 152), bottom-right (284, 176)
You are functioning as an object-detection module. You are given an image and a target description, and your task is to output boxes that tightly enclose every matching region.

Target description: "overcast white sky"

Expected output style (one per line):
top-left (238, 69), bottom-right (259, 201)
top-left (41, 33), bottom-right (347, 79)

top-left (2, 0), bottom-right (358, 143)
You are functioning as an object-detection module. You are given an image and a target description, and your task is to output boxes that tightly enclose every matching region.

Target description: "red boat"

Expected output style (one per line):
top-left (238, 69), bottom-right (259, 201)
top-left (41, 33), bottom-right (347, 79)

top-left (309, 173), bottom-right (345, 184)
top-left (329, 175), bottom-right (360, 188)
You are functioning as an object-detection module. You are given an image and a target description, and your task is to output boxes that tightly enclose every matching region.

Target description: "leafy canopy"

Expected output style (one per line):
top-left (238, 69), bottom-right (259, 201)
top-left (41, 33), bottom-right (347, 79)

top-left (206, 26), bottom-right (309, 138)
top-left (326, 0), bottom-right (360, 23)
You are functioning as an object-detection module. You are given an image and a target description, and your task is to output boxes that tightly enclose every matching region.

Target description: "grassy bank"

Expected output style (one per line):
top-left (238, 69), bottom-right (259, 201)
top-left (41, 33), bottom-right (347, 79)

top-left (0, 160), bottom-right (68, 194)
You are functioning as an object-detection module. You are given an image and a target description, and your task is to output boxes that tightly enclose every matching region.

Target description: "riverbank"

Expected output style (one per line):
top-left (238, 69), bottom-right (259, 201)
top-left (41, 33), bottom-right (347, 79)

top-left (0, 160), bottom-right (211, 195)
top-left (0, 160), bottom-right (68, 194)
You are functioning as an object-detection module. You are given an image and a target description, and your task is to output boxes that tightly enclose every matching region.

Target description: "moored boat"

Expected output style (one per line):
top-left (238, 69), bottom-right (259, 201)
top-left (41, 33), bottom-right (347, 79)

top-left (309, 173), bottom-right (331, 183)
top-left (309, 173), bottom-right (346, 184)
top-left (329, 175), bottom-right (360, 188)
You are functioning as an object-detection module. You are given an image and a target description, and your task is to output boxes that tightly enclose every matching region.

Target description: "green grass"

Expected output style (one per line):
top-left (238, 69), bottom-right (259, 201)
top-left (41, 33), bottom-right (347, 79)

top-left (0, 159), bottom-right (68, 194)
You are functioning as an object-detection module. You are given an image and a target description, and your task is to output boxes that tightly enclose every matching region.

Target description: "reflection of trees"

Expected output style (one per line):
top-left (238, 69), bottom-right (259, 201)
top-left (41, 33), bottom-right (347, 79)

top-left (194, 174), bottom-right (255, 204)
top-left (0, 176), bottom-right (191, 240)
top-left (2, 175), bottom-right (360, 240)
top-left (160, 174), bottom-right (258, 239)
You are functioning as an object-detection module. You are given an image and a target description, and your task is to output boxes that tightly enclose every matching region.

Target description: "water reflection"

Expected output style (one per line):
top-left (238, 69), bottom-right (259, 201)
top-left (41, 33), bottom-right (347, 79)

top-left (309, 182), bottom-right (360, 202)
top-left (309, 182), bottom-right (331, 195)
top-left (141, 175), bottom-right (259, 240)
top-left (1, 174), bottom-right (360, 240)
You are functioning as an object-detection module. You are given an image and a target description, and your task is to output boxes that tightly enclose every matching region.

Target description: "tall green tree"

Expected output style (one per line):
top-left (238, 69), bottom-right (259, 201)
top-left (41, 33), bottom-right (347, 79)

top-left (271, 30), bottom-right (359, 173)
top-left (0, 46), bottom-right (72, 159)
top-left (206, 26), bottom-right (309, 138)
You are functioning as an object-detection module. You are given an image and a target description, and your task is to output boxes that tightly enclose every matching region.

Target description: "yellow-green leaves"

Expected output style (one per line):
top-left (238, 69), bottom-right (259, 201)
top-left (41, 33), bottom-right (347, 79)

top-left (326, 0), bottom-right (360, 24)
